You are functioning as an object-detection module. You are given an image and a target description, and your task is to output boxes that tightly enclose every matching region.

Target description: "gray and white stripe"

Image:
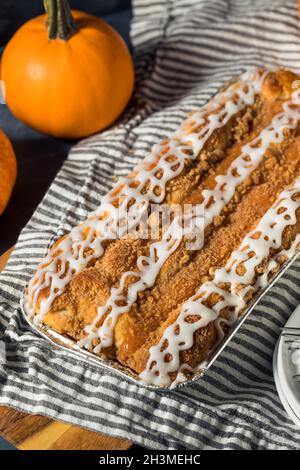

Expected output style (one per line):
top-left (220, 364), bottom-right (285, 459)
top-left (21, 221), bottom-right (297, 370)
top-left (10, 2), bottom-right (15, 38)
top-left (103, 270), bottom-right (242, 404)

top-left (1, 0), bottom-right (300, 449)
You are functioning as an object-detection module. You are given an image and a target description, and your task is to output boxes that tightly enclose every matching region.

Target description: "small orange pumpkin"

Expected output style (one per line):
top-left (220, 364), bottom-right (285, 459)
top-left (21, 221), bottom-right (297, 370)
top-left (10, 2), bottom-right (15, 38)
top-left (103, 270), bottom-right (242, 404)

top-left (1, 0), bottom-right (134, 139)
top-left (0, 129), bottom-right (17, 215)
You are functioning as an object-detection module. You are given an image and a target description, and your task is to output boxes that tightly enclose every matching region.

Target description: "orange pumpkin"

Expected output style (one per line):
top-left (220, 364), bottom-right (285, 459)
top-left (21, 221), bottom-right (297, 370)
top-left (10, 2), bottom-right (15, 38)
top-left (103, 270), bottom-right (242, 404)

top-left (0, 129), bottom-right (17, 215)
top-left (1, 0), bottom-right (134, 139)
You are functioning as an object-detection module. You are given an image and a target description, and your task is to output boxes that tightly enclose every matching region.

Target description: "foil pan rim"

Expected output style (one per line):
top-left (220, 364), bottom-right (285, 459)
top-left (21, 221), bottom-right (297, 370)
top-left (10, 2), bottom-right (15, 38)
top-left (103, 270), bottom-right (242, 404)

top-left (20, 249), bottom-right (300, 391)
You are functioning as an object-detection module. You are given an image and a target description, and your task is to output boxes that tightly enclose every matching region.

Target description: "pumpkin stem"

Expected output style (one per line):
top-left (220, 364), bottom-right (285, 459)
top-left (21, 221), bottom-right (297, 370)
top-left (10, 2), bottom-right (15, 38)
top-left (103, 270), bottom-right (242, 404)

top-left (44, 0), bottom-right (78, 40)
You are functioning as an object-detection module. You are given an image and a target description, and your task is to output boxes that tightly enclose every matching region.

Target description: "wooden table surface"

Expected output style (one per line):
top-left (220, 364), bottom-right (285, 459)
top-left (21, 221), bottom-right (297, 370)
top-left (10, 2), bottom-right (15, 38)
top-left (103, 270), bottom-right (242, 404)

top-left (0, 248), bottom-right (132, 450)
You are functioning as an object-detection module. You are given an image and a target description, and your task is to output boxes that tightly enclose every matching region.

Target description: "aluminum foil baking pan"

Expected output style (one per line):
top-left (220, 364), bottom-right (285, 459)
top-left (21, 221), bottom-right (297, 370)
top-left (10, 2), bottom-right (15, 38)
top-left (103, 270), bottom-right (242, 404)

top-left (20, 249), bottom-right (300, 390)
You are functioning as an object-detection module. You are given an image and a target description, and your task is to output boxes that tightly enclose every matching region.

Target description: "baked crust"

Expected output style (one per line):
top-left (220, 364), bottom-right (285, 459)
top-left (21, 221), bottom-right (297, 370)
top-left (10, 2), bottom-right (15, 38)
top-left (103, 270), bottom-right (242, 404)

top-left (27, 68), bottom-right (300, 385)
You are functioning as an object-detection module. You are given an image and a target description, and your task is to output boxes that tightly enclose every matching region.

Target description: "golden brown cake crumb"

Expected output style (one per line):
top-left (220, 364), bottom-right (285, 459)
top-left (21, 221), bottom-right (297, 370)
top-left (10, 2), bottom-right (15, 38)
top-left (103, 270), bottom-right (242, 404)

top-left (27, 68), bottom-right (300, 385)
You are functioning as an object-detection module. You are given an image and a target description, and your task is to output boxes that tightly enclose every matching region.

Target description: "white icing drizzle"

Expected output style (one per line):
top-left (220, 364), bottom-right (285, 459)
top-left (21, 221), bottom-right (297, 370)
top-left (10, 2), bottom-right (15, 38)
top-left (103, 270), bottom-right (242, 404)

top-left (78, 215), bottom-right (188, 352)
top-left (169, 232), bottom-right (300, 389)
top-left (140, 180), bottom-right (300, 386)
top-left (213, 223), bottom-right (300, 343)
top-left (24, 66), bottom-right (300, 389)
top-left (27, 68), bottom-right (266, 323)
top-left (78, 84), bottom-right (300, 356)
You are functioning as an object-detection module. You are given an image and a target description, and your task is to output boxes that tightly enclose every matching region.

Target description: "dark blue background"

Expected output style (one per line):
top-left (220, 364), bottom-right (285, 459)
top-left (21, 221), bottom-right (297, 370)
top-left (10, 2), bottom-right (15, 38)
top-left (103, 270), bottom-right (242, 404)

top-left (0, 0), bottom-right (132, 256)
top-left (0, 0), bottom-right (132, 451)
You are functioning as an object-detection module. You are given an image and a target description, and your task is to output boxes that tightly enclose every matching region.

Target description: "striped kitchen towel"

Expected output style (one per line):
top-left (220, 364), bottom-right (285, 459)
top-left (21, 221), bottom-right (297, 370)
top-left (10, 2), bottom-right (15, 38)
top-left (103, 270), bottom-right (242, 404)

top-left (1, 0), bottom-right (300, 450)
